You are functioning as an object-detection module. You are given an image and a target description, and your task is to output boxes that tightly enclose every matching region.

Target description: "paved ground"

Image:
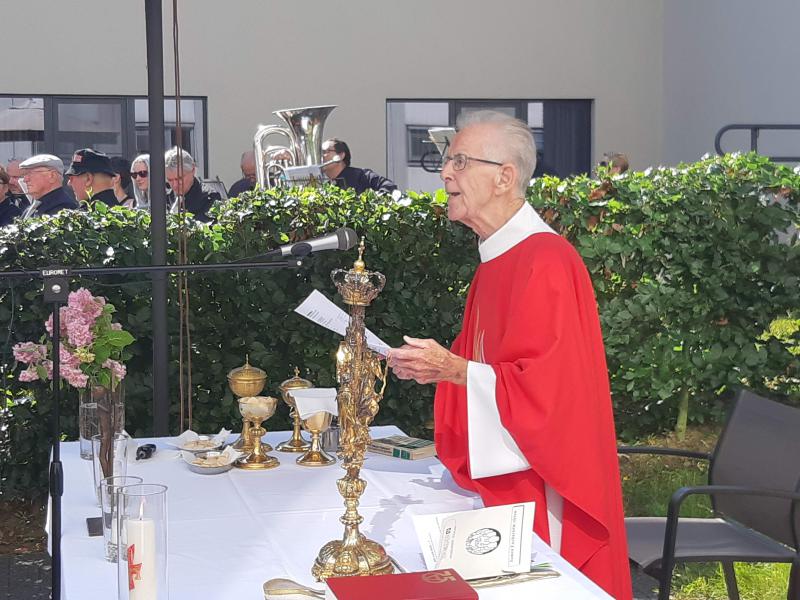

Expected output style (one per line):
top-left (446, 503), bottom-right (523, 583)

top-left (0, 554), bottom-right (51, 600)
top-left (0, 554), bottom-right (658, 600)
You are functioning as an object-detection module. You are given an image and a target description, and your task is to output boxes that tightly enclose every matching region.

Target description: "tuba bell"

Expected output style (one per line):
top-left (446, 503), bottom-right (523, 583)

top-left (254, 105), bottom-right (336, 189)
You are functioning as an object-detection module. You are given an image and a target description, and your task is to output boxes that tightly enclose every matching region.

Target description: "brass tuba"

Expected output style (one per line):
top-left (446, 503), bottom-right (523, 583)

top-left (253, 105), bottom-right (336, 189)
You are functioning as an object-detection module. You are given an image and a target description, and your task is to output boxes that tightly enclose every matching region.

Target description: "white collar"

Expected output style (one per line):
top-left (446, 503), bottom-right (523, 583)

top-left (478, 202), bottom-right (556, 263)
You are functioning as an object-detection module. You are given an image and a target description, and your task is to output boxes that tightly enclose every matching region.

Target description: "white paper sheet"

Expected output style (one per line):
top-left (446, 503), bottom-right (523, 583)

top-left (294, 290), bottom-right (391, 356)
top-left (412, 503), bottom-right (537, 580)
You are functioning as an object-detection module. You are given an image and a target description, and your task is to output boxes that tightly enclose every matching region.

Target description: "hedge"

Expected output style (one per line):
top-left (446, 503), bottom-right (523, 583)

top-left (1, 152), bottom-right (798, 497)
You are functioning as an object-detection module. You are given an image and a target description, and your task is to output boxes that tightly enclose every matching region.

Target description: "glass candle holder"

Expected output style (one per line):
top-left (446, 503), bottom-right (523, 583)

top-left (117, 483), bottom-right (169, 600)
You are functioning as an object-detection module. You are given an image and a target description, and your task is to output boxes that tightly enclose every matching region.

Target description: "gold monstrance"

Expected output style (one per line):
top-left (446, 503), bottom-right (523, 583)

top-left (312, 240), bottom-right (393, 581)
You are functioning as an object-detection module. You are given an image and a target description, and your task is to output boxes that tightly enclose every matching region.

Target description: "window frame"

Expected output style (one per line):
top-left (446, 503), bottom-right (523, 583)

top-left (0, 93), bottom-right (209, 177)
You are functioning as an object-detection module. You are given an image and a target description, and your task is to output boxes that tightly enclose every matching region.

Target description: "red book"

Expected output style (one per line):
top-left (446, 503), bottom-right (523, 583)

top-left (325, 569), bottom-right (477, 600)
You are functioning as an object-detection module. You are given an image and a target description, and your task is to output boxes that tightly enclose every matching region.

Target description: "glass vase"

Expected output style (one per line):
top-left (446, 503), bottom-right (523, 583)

top-left (117, 484), bottom-right (169, 600)
top-left (79, 383), bottom-right (125, 460)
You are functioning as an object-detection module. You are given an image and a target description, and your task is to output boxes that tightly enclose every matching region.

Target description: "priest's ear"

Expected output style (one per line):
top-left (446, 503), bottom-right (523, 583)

top-left (494, 163), bottom-right (517, 194)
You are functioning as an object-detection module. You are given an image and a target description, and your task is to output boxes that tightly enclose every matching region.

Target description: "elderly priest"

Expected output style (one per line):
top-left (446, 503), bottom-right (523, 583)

top-left (388, 111), bottom-right (632, 600)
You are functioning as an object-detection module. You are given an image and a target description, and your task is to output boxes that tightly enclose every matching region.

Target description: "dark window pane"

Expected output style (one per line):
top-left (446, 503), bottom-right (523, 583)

top-left (0, 97), bottom-right (46, 164)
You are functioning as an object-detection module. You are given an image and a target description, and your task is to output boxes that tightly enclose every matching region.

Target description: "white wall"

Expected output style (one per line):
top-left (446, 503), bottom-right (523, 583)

top-left (663, 0), bottom-right (800, 165)
top-left (5, 1), bottom-right (664, 185)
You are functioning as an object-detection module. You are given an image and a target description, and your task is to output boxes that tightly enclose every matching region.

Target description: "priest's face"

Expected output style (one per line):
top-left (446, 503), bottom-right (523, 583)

top-left (440, 124), bottom-right (503, 233)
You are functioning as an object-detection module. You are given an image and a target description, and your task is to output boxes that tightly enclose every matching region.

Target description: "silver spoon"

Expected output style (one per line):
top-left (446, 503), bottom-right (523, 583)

top-left (263, 578), bottom-right (325, 599)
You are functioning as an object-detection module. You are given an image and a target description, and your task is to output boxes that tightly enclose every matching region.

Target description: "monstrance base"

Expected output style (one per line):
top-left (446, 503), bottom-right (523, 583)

top-left (312, 535), bottom-right (394, 581)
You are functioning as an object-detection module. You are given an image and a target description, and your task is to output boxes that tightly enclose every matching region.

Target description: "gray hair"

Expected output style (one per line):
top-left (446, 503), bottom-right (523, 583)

top-left (456, 110), bottom-right (537, 196)
top-left (131, 153), bottom-right (150, 210)
top-left (164, 147), bottom-right (195, 172)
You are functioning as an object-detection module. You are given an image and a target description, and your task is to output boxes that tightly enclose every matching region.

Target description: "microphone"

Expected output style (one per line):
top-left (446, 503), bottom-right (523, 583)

top-left (319, 155), bottom-right (342, 168)
top-left (268, 227), bottom-right (358, 258)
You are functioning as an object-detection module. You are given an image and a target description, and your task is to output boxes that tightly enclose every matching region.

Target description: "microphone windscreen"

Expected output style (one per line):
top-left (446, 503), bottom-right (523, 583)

top-left (337, 227), bottom-right (358, 250)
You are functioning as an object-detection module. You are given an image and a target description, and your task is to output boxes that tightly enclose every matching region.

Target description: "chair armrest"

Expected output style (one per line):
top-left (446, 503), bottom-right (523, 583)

top-left (617, 446), bottom-right (710, 461)
top-left (669, 484), bottom-right (800, 509)
top-left (657, 485), bottom-right (800, 600)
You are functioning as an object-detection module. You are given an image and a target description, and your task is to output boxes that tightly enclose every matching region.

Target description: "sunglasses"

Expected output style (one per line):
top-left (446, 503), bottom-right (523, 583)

top-left (130, 170), bottom-right (149, 179)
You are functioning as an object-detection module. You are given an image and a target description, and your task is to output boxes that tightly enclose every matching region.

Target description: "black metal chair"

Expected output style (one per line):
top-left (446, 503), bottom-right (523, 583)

top-left (620, 389), bottom-right (800, 600)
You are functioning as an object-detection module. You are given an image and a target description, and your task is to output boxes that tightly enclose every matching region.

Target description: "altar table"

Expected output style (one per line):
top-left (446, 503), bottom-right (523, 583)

top-left (51, 426), bottom-right (612, 599)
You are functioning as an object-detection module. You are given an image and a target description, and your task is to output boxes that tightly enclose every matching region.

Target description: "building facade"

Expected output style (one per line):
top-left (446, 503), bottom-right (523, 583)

top-left (2, 1), bottom-right (796, 192)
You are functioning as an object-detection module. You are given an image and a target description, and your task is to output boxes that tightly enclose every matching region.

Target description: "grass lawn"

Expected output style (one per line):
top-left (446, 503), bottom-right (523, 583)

top-left (620, 426), bottom-right (792, 599)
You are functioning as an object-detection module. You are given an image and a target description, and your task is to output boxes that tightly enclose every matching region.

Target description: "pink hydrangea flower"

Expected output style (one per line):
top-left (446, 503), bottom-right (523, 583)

top-left (61, 364), bottom-right (88, 388)
top-left (19, 366), bottom-right (40, 382)
top-left (18, 288), bottom-right (131, 390)
top-left (65, 317), bottom-right (94, 348)
top-left (59, 344), bottom-right (81, 369)
top-left (103, 359), bottom-right (127, 382)
top-left (44, 306), bottom-right (69, 337)
top-left (68, 288), bottom-right (105, 320)
top-left (12, 342), bottom-right (47, 365)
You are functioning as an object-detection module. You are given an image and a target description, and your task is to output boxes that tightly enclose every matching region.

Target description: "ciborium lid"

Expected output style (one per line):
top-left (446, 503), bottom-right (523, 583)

top-left (227, 355), bottom-right (267, 385)
top-left (279, 367), bottom-right (313, 392)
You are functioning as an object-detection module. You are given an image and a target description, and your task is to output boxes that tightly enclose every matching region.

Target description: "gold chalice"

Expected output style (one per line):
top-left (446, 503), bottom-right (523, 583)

top-left (276, 368), bottom-right (312, 453)
top-left (234, 396), bottom-right (279, 470)
top-left (227, 357), bottom-right (272, 452)
top-left (296, 411), bottom-right (336, 467)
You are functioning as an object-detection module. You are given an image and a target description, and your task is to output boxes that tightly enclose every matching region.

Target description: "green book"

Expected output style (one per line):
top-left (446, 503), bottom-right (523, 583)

top-left (369, 435), bottom-right (436, 460)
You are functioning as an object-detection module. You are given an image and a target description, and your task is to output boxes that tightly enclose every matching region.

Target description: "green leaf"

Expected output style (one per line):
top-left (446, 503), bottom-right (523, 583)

top-left (105, 330), bottom-right (135, 348)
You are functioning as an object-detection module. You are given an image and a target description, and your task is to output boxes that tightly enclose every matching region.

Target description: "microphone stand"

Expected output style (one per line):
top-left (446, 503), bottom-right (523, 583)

top-left (0, 257), bottom-right (303, 600)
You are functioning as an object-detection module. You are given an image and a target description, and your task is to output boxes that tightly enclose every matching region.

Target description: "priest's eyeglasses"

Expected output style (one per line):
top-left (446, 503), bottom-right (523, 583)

top-left (442, 153), bottom-right (504, 171)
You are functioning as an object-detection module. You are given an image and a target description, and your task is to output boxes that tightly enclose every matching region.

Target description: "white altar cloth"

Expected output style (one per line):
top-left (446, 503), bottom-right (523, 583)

top-left (51, 425), bottom-right (611, 599)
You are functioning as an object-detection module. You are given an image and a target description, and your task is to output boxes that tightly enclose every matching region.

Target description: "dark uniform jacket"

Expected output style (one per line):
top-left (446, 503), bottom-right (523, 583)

top-left (0, 198), bottom-right (22, 226)
top-left (167, 178), bottom-right (220, 223)
top-left (5, 191), bottom-right (30, 211)
top-left (34, 187), bottom-right (79, 217)
top-left (332, 166), bottom-right (397, 195)
top-left (89, 188), bottom-right (119, 207)
top-left (228, 177), bottom-right (254, 198)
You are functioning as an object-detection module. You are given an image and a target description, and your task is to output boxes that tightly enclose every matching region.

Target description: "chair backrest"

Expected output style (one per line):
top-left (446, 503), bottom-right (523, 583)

top-left (709, 389), bottom-right (800, 549)
top-left (201, 177), bottom-right (228, 200)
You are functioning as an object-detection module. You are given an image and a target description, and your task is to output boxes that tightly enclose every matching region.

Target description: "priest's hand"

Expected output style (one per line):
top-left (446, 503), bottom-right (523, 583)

top-left (387, 336), bottom-right (467, 386)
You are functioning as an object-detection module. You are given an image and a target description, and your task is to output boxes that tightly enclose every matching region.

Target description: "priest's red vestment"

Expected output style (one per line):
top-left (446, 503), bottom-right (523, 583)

top-left (434, 230), bottom-right (632, 600)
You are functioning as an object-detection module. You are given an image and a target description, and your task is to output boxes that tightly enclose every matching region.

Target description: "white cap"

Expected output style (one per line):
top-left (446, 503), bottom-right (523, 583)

top-left (19, 154), bottom-right (65, 175)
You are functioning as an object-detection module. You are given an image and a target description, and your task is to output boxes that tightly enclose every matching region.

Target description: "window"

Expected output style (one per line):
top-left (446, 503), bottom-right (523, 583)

top-left (406, 126), bottom-right (439, 166)
top-left (387, 99), bottom-right (591, 192)
top-left (0, 95), bottom-right (208, 176)
top-left (54, 99), bottom-right (125, 159)
top-left (0, 97), bottom-right (46, 166)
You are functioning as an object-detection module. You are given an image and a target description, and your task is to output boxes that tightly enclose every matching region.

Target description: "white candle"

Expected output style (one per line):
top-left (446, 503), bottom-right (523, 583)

top-left (125, 518), bottom-right (157, 600)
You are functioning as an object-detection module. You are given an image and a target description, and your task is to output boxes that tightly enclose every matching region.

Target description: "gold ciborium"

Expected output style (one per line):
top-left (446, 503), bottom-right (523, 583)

top-left (312, 240), bottom-right (393, 581)
top-left (297, 410), bottom-right (336, 467)
top-left (235, 396), bottom-right (280, 470)
top-left (276, 368), bottom-right (312, 453)
top-left (227, 357), bottom-right (272, 452)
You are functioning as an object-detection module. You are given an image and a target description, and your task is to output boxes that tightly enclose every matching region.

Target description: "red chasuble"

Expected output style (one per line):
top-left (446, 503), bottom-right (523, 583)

top-left (434, 231), bottom-right (632, 600)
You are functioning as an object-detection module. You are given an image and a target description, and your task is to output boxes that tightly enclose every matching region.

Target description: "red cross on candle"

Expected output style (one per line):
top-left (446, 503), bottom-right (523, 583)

top-left (128, 543), bottom-right (143, 590)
